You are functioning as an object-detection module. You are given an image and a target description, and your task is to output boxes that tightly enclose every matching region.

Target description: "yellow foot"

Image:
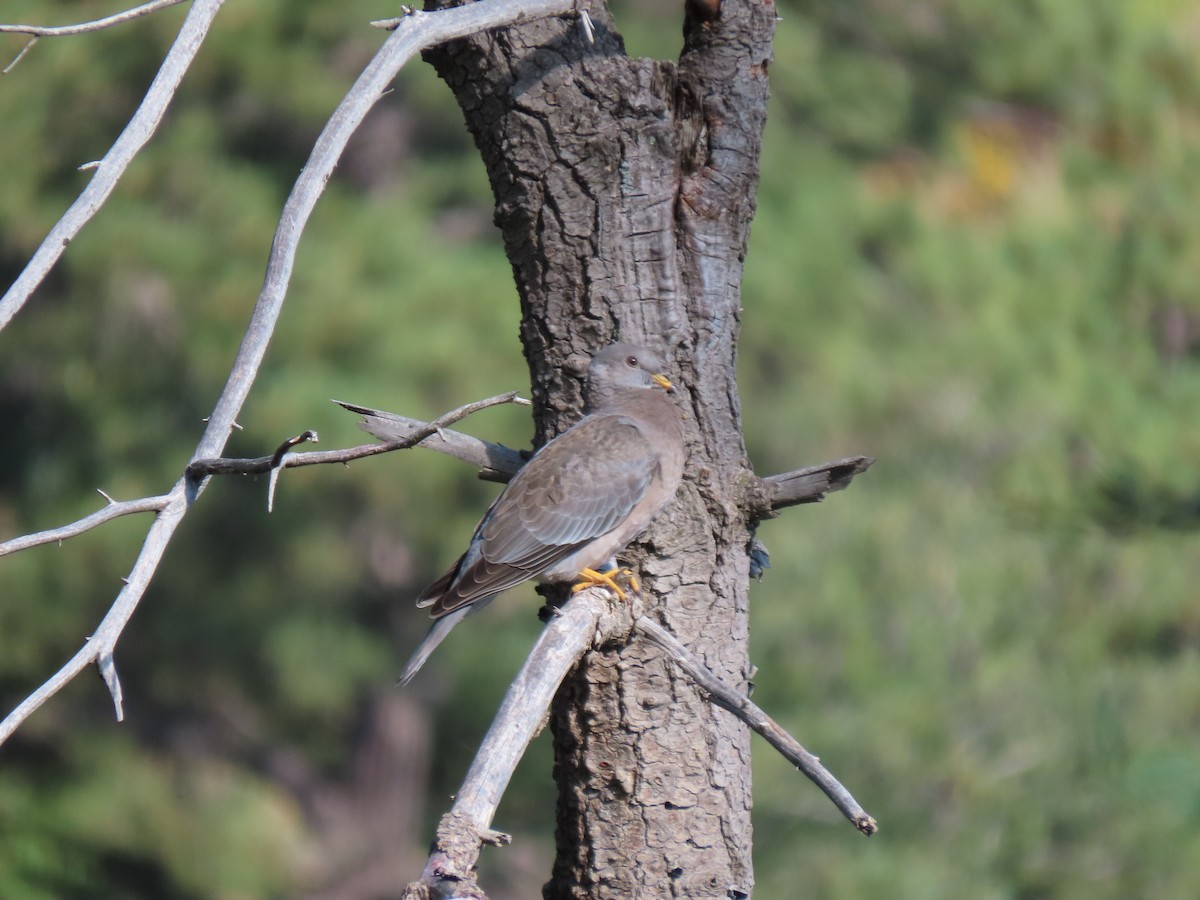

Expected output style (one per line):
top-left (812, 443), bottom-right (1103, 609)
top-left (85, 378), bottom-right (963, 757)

top-left (571, 567), bottom-right (640, 601)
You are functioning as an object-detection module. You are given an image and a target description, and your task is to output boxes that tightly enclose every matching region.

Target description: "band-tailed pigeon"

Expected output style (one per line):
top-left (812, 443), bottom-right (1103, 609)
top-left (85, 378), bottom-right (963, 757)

top-left (399, 342), bottom-right (686, 685)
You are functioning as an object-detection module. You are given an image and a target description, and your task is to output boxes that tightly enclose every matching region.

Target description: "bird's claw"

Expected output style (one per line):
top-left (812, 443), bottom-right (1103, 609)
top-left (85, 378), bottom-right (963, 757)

top-left (572, 566), bottom-right (640, 600)
top-left (619, 568), bottom-right (641, 594)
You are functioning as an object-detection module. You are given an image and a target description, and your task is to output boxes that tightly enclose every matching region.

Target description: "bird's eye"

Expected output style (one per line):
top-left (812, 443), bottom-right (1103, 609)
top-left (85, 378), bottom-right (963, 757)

top-left (625, 355), bottom-right (638, 367)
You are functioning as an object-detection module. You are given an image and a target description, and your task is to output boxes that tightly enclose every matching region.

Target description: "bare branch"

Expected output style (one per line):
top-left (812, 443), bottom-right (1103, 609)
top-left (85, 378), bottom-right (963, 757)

top-left (408, 591), bottom-right (609, 897)
top-left (336, 398), bottom-right (529, 482)
top-left (0, 493), bottom-right (171, 557)
top-left (0, 396), bottom-right (533, 555)
top-left (634, 615), bottom-right (879, 836)
top-left (762, 455), bottom-right (876, 511)
top-left (179, 392), bottom-right (529, 514)
top-left (188, 439), bottom-right (388, 477)
top-left (265, 430), bottom-right (319, 512)
top-left (344, 400), bottom-right (874, 507)
top-left (2, 37), bottom-right (37, 75)
top-left (0, 0), bottom-right (188, 38)
top-left (0, 0), bottom-right (226, 329)
top-left (188, 392), bottom-right (529, 480)
top-left (0, 0), bottom-right (580, 750)
top-left (269, 429), bottom-right (320, 469)
top-left (406, 573), bottom-right (879, 895)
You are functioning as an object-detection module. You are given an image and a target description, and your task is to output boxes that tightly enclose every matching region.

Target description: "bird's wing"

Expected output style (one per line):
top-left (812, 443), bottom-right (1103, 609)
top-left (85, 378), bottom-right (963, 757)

top-left (423, 414), bottom-right (659, 617)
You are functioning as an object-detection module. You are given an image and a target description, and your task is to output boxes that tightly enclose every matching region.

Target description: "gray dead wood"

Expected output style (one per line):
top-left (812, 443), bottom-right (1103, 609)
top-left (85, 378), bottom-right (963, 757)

top-left (0, 0), bottom-right (580, 750)
top-left (403, 591), bottom-right (614, 900)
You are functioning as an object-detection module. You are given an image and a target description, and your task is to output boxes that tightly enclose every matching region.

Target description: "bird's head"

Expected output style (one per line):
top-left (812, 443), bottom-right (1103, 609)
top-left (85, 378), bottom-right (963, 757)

top-left (584, 342), bottom-right (676, 410)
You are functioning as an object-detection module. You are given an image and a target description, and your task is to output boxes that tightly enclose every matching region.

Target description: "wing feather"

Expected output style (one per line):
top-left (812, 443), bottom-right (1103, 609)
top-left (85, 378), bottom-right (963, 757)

top-left (425, 413), bottom-right (659, 617)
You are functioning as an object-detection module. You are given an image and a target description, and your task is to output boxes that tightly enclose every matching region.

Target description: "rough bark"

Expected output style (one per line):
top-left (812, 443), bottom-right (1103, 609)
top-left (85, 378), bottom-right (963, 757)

top-left (422, 2), bottom-right (775, 896)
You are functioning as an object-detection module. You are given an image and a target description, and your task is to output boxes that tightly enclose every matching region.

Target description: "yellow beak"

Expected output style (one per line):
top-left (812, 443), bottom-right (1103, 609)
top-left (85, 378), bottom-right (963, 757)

top-left (652, 373), bottom-right (676, 393)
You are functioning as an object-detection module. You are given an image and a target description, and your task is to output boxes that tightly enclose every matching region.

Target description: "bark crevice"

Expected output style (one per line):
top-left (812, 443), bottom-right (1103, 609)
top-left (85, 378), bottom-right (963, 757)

top-left (422, 2), bottom-right (774, 895)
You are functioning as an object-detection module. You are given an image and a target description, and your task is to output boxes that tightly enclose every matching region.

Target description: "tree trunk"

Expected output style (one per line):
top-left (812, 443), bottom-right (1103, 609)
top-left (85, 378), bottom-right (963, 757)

top-left (423, 2), bottom-right (775, 895)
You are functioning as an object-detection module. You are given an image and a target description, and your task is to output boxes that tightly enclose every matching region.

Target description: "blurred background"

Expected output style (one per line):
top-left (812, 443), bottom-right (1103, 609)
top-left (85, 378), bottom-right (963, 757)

top-left (2, 0), bottom-right (1198, 896)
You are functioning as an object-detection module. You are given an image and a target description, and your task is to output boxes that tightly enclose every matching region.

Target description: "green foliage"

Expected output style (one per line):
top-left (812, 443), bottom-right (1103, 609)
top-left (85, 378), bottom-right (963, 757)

top-left (738, 0), bottom-right (1200, 896)
top-left (1, 0), bottom-right (1199, 896)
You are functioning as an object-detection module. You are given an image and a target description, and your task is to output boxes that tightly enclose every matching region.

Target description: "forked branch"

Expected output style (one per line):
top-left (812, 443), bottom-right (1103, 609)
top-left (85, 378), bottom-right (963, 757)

top-left (0, 493), bottom-right (172, 557)
top-left (405, 582), bottom-right (876, 893)
top-left (0, 0), bottom-right (191, 74)
top-left (0, 0), bottom-right (188, 37)
top-left (0, 0), bottom-right (226, 316)
top-left (0, 0), bottom-right (582, 750)
top-left (0, 393), bottom-right (527, 561)
top-left (187, 392), bottom-right (529, 512)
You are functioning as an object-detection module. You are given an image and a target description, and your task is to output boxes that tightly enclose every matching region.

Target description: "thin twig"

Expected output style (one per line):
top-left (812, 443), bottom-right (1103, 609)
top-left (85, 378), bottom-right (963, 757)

top-left (370, 7), bottom-right (417, 30)
top-left (0, 0), bottom-right (188, 37)
top-left (190, 439), bottom-right (398, 476)
top-left (634, 615), bottom-right (879, 835)
top-left (0, 0), bottom-right (580, 750)
top-left (189, 392), bottom-right (529, 479)
top-left (182, 393), bottom-right (526, 513)
top-left (337, 400), bottom-right (529, 483)
top-left (2, 36), bottom-right (37, 74)
top-left (266, 430), bottom-right (318, 512)
top-left (0, 494), bottom-right (172, 556)
top-left (0, 0), bottom-right (226, 330)
top-left (269, 429), bottom-right (319, 469)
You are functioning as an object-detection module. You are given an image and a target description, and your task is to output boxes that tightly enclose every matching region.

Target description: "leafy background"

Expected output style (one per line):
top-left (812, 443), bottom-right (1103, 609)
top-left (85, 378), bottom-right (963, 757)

top-left (2, 0), bottom-right (1199, 897)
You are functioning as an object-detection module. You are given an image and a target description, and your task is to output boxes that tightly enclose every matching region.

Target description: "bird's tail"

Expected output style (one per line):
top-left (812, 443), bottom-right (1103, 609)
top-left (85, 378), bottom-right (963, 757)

top-left (397, 596), bottom-right (493, 686)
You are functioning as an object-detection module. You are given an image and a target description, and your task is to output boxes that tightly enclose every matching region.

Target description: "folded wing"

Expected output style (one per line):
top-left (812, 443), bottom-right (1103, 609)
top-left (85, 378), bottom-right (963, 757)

top-left (419, 414), bottom-right (659, 617)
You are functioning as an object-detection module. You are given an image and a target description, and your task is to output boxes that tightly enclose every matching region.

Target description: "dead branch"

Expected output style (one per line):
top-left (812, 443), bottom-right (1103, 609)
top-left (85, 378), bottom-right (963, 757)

top-left (0, 492), bottom-right (172, 556)
top-left (0, 0), bottom-right (581, 751)
top-left (634, 615), bottom-right (879, 835)
top-left (337, 400), bottom-right (528, 483)
top-left (0, 0), bottom-right (188, 38)
top-left (761, 456), bottom-right (876, 512)
top-left (1, 0), bottom-right (191, 74)
top-left (189, 392), bottom-right (529, 512)
top-left (189, 392), bottom-right (529, 479)
top-left (0, 0), bottom-right (226, 321)
top-left (343, 401), bottom-right (874, 505)
top-left (0, 392), bottom-right (526, 562)
top-left (406, 578), bottom-right (877, 895)
top-left (405, 589), bottom-right (618, 898)
top-left (1, 35), bottom-right (37, 73)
